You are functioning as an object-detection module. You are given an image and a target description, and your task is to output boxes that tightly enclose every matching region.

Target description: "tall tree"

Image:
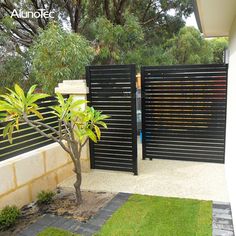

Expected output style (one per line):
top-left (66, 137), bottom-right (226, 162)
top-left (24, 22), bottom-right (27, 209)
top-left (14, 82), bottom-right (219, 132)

top-left (0, 0), bottom-right (194, 49)
top-left (163, 27), bottom-right (214, 65)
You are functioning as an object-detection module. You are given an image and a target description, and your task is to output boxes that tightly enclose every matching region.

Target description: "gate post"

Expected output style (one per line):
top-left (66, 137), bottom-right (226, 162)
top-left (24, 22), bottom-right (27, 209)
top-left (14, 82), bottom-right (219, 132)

top-left (55, 80), bottom-right (91, 172)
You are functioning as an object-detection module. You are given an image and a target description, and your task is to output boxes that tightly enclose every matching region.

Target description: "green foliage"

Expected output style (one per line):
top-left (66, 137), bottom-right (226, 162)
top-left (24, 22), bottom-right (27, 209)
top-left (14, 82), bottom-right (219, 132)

top-left (37, 227), bottom-right (80, 236)
top-left (51, 93), bottom-right (109, 144)
top-left (31, 23), bottom-right (95, 94)
top-left (37, 191), bottom-right (56, 205)
top-left (209, 38), bottom-right (228, 64)
top-left (93, 15), bottom-right (144, 64)
top-left (0, 205), bottom-right (21, 231)
top-left (164, 27), bottom-right (214, 65)
top-left (0, 84), bottom-right (49, 143)
top-left (0, 56), bottom-right (25, 92)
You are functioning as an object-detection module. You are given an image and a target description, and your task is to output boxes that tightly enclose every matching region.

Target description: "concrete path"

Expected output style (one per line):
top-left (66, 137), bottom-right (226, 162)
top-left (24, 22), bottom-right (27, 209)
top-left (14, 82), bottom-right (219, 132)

top-left (60, 143), bottom-right (229, 202)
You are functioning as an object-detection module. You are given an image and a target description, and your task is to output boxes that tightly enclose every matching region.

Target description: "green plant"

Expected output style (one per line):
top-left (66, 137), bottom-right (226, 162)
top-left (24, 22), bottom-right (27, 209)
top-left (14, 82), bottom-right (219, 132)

top-left (37, 227), bottom-right (80, 236)
top-left (31, 23), bottom-right (95, 94)
top-left (0, 84), bottom-right (108, 204)
top-left (37, 191), bottom-right (56, 205)
top-left (0, 205), bottom-right (21, 231)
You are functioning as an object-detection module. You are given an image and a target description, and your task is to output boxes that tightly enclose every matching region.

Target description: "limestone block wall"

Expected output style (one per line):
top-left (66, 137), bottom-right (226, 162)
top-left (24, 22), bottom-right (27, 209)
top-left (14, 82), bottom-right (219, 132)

top-left (0, 142), bottom-right (89, 209)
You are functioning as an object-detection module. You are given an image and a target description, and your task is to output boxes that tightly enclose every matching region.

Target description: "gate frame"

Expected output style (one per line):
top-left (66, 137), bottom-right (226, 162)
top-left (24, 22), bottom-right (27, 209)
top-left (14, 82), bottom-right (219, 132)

top-left (86, 64), bottom-right (138, 175)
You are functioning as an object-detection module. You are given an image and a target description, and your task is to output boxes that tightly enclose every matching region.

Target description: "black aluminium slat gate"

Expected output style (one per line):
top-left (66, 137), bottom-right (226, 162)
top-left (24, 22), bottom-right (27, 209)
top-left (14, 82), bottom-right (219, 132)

top-left (141, 64), bottom-right (228, 163)
top-left (86, 64), bottom-right (138, 174)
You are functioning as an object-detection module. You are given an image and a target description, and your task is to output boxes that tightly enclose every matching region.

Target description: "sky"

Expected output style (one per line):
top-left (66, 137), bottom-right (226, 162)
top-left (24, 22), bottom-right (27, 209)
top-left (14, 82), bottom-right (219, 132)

top-left (185, 13), bottom-right (199, 29)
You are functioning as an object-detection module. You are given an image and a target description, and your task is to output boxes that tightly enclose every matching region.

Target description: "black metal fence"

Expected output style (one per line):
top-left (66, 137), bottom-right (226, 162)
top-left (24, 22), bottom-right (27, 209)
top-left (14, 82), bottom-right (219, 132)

top-left (1, 63), bottom-right (228, 169)
top-left (141, 64), bottom-right (228, 163)
top-left (0, 96), bottom-right (60, 161)
top-left (86, 64), bottom-right (138, 174)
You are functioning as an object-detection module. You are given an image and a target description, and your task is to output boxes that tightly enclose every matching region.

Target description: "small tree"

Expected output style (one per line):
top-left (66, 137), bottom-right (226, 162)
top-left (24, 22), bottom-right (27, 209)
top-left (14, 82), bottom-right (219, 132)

top-left (0, 84), bottom-right (108, 204)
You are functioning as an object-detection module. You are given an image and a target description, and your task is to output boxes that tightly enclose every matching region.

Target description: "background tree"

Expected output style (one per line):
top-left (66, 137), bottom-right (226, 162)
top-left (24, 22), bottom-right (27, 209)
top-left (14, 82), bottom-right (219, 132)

top-left (209, 38), bottom-right (228, 64)
top-left (0, 84), bottom-right (108, 204)
top-left (31, 23), bottom-right (95, 93)
top-left (92, 15), bottom-right (144, 64)
top-left (0, 0), bottom-right (228, 93)
top-left (163, 27), bottom-right (214, 65)
top-left (0, 0), bottom-right (193, 48)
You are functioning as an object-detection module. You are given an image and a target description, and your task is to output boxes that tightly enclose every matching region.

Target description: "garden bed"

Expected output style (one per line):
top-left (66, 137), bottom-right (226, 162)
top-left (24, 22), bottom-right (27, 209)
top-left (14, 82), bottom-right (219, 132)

top-left (0, 187), bottom-right (114, 236)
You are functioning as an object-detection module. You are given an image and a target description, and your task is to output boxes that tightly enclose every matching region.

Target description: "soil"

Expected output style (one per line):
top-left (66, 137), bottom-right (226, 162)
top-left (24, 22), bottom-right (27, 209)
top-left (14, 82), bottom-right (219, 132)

top-left (0, 187), bottom-right (115, 236)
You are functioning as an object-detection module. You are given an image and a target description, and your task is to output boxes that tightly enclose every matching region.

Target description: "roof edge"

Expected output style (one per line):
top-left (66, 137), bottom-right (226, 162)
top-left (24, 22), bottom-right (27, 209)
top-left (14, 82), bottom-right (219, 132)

top-left (192, 0), bottom-right (203, 33)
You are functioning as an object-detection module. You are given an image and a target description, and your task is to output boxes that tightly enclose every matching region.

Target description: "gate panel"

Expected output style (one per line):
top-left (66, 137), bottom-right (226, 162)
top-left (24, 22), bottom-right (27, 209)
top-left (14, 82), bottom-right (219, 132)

top-left (86, 65), bottom-right (137, 174)
top-left (141, 64), bottom-right (228, 163)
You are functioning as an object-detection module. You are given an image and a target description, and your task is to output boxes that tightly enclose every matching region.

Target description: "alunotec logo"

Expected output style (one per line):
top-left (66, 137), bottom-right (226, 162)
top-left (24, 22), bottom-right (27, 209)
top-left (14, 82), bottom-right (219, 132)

top-left (11, 9), bottom-right (54, 19)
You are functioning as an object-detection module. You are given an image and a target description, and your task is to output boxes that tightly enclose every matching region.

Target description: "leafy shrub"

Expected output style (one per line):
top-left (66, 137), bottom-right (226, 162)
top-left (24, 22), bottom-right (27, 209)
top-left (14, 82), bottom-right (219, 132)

top-left (0, 205), bottom-right (20, 231)
top-left (37, 190), bottom-right (55, 205)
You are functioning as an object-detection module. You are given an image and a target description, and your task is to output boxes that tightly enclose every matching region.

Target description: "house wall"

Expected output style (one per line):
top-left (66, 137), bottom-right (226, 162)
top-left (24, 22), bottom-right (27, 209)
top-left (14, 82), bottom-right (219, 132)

top-left (225, 15), bottom-right (236, 224)
top-left (0, 142), bottom-right (89, 209)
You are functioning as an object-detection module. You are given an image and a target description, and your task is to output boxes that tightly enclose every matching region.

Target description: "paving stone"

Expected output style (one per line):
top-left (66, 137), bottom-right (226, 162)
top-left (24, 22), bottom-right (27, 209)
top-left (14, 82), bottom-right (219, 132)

top-left (97, 209), bottom-right (113, 218)
top-left (213, 228), bottom-right (234, 236)
top-left (50, 216), bottom-right (69, 227)
top-left (105, 201), bottom-right (123, 211)
top-left (214, 202), bottom-right (231, 206)
top-left (20, 223), bottom-right (46, 236)
top-left (67, 225), bottom-right (80, 233)
top-left (213, 208), bottom-right (232, 215)
top-left (213, 222), bottom-right (234, 231)
top-left (59, 218), bottom-right (80, 231)
top-left (113, 192), bottom-right (130, 201)
top-left (36, 214), bottom-right (59, 226)
top-left (213, 213), bottom-right (233, 220)
top-left (213, 204), bottom-right (231, 210)
top-left (213, 218), bottom-right (233, 226)
top-left (89, 216), bottom-right (107, 227)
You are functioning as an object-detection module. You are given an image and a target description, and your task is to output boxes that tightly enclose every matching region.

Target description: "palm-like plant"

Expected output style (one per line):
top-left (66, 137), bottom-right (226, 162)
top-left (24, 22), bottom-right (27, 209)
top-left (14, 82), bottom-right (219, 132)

top-left (0, 84), bottom-right (108, 204)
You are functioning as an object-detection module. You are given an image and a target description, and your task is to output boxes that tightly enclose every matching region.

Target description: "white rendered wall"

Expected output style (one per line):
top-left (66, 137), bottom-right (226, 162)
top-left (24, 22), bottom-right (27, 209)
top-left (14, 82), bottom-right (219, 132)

top-left (225, 15), bottom-right (236, 228)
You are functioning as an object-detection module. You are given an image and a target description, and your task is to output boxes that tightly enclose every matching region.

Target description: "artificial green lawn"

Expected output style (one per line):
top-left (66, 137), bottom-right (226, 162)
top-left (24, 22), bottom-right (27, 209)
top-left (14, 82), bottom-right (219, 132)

top-left (37, 227), bottom-right (80, 236)
top-left (96, 194), bottom-right (212, 236)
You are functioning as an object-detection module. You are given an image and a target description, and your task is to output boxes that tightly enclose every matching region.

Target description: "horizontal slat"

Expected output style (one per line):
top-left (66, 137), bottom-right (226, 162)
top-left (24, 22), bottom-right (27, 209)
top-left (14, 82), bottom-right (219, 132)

top-left (146, 143), bottom-right (224, 152)
top-left (93, 152), bottom-right (132, 159)
top-left (90, 165), bottom-right (133, 172)
top-left (145, 149), bottom-right (223, 158)
top-left (91, 83), bottom-right (131, 88)
top-left (0, 139), bottom-right (54, 161)
top-left (145, 80), bottom-right (226, 85)
top-left (146, 139), bottom-right (224, 147)
top-left (145, 154), bottom-right (224, 164)
top-left (91, 88), bottom-right (131, 92)
top-left (94, 145), bottom-right (133, 152)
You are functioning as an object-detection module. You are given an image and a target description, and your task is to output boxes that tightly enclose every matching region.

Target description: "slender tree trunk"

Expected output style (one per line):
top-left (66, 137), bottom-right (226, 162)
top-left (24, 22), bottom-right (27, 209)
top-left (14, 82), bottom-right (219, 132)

top-left (70, 142), bottom-right (83, 204)
top-left (73, 158), bottom-right (82, 204)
